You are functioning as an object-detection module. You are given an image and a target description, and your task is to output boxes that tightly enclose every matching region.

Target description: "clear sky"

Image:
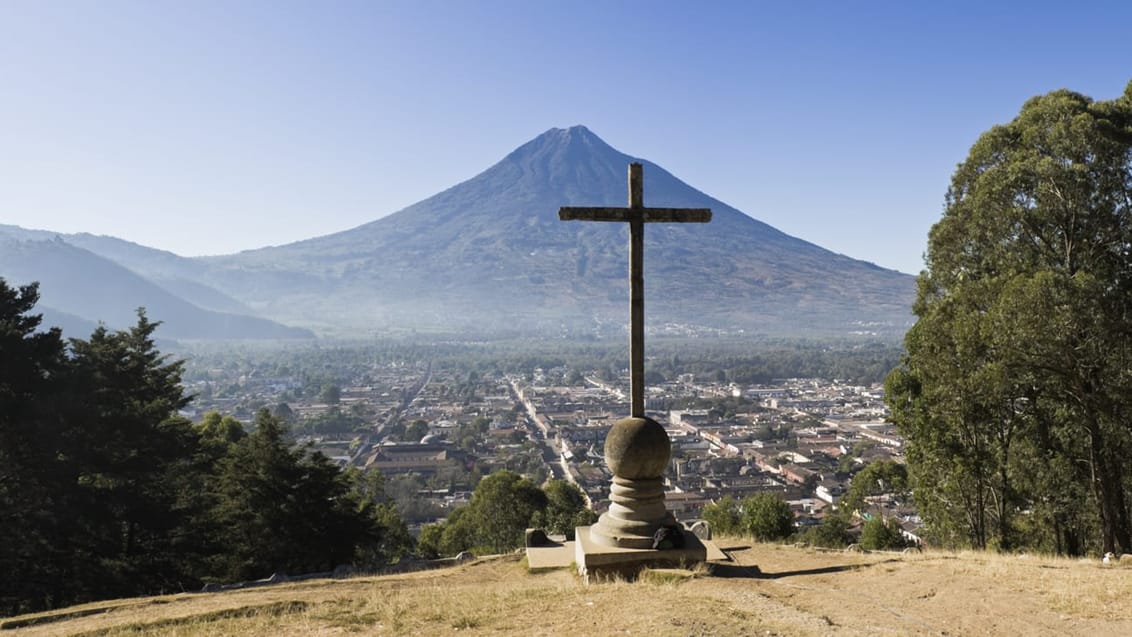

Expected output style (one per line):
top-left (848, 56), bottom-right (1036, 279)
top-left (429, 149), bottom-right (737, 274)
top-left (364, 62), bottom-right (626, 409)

top-left (1, 1), bottom-right (1129, 274)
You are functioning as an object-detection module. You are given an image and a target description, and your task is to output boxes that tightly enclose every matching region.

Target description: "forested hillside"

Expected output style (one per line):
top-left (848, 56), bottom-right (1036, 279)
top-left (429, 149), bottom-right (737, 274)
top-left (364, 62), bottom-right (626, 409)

top-left (0, 280), bottom-right (403, 615)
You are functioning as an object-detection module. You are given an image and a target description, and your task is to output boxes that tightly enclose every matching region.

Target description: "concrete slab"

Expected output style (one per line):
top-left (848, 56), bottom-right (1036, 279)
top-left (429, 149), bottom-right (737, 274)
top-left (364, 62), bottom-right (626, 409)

top-left (524, 532), bottom-right (723, 574)
top-left (525, 540), bottom-right (576, 572)
top-left (574, 526), bottom-right (708, 582)
top-left (703, 540), bottom-right (728, 562)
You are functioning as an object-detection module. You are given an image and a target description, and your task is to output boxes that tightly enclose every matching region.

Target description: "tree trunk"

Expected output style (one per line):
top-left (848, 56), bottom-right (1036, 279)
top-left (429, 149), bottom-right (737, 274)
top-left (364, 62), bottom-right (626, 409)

top-left (1103, 452), bottom-right (1132, 553)
top-left (1088, 425), bottom-right (1118, 555)
top-left (974, 471), bottom-right (987, 550)
top-left (1113, 478), bottom-right (1132, 554)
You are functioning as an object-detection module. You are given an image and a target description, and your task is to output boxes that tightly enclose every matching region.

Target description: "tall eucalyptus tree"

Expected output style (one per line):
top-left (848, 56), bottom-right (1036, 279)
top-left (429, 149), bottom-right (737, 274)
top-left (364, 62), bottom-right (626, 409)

top-left (889, 83), bottom-right (1132, 554)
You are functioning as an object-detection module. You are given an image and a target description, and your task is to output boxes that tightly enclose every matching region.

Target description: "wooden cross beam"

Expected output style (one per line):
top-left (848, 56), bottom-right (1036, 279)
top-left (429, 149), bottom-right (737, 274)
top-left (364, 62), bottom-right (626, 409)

top-left (559, 162), bottom-right (711, 418)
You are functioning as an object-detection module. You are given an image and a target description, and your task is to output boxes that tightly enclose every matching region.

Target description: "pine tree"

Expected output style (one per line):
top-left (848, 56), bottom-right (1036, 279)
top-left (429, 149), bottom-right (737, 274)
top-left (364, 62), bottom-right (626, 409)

top-left (208, 409), bottom-right (377, 581)
top-left (0, 280), bottom-right (67, 615)
top-left (59, 311), bottom-right (197, 601)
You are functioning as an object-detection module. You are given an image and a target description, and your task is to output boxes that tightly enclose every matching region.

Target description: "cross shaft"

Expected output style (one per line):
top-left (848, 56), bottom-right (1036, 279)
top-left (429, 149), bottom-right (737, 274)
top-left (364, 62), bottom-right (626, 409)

top-left (559, 163), bottom-right (710, 417)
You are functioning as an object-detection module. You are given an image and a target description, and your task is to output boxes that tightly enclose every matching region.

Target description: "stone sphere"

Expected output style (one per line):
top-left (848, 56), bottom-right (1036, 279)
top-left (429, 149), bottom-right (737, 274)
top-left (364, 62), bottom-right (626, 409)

top-left (604, 416), bottom-right (671, 479)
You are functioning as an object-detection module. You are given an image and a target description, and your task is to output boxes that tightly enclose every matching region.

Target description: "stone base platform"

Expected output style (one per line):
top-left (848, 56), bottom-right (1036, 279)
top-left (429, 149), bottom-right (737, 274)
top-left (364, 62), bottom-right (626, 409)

top-left (574, 526), bottom-right (708, 583)
top-left (524, 527), bottom-right (728, 579)
top-left (525, 538), bottom-right (576, 572)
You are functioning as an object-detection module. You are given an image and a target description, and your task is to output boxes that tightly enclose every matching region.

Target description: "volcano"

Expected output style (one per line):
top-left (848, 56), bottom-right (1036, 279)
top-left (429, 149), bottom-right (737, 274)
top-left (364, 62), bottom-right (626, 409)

top-left (3, 126), bottom-right (915, 338)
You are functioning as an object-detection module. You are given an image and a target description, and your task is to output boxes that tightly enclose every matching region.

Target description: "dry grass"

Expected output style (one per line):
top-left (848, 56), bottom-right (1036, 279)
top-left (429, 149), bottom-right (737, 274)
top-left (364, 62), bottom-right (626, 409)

top-left (6, 544), bottom-right (1132, 636)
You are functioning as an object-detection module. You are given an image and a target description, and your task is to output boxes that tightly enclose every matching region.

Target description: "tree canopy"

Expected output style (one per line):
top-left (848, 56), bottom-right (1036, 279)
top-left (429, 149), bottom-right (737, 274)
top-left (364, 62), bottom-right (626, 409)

top-left (532, 479), bottom-right (597, 539)
top-left (840, 460), bottom-right (909, 516)
top-left (424, 470), bottom-right (549, 555)
top-left (701, 493), bottom-right (795, 543)
top-left (887, 82), bottom-right (1132, 555)
top-left (739, 492), bottom-right (796, 542)
top-left (0, 282), bottom-right (68, 613)
top-left (418, 473), bottom-right (598, 557)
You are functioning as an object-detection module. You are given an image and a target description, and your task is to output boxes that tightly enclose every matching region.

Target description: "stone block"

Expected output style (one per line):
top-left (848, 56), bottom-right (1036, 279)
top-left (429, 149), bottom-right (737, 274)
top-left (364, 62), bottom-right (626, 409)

top-left (574, 525), bottom-right (707, 583)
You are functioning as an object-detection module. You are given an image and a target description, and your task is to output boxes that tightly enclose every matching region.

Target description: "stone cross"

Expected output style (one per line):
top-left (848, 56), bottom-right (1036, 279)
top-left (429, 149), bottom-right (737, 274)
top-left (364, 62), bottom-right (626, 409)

top-left (559, 162), bottom-right (711, 417)
top-left (560, 162), bottom-right (711, 552)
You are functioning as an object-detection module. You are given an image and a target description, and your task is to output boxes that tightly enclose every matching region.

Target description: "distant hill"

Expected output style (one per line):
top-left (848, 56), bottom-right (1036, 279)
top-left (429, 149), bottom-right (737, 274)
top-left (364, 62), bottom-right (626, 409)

top-left (0, 225), bottom-right (248, 313)
top-left (35, 306), bottom-right (99, 339)
top-left (0, 234), bottom-right (313, 340)
top-left (0, 127), bottom-right (915, 339)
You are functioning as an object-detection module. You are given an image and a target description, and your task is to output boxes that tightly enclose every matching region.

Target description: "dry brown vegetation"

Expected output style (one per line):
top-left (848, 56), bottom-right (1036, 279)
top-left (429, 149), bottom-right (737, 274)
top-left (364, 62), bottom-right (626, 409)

top-left (5, 541), bottom-right (1132, 636)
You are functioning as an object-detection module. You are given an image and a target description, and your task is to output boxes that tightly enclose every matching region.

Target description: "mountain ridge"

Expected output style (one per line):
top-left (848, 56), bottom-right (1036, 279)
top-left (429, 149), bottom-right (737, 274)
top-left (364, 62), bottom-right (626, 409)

top-left (0, 232), bottom-right (314, 340)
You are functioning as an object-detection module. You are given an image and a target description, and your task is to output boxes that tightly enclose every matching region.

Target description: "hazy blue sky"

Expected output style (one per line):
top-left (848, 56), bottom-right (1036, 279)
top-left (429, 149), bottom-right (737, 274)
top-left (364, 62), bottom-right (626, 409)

top-left (2, 1), bottom-right (1129, 274)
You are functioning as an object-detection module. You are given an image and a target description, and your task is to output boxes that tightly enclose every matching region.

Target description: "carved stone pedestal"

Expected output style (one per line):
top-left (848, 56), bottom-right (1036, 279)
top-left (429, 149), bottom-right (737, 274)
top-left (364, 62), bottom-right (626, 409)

top-left (574, 416), bottom-right (706, 582)
top-left (590, 475), bottom-right (675, 549)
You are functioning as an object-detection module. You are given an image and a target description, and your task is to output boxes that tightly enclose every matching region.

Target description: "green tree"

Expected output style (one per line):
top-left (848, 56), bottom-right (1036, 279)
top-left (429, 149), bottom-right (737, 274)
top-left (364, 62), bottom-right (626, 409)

top-left (0, 280), bottom-right (67, 615)
top-left (860, 516), bottom-right (908, 551)
top-left (470, 415), bottom-right (491, 433)
top-left (319, 383), bottom-right (341, 405)
top-left (564, 369), bottom-right (584, 386)
top-left (802, 515), bottom-right (852, 549)
top-left (427, 470), bottom-right (550, 556)
top-left (438, 506), bottom-right (476, 556)
top-left (209, 409), bottom-right (377, 581)
top-left (533, 480), bottom-right (595, 539)
top-left (61, 311), bottom-right (199, 602)
top-left (196, 411), bottom-right (246, 458)
top-left (701, 496), bottom-right (742, 536)
top-left (404, 419), bottom-right (430, 442)
top-left (841, 460), bottom-right (909, 515)
top-left (272, 402), bottom-right (295, 423)
top-left (887, 82), bottom-right (1132, 555)
top-left (465, 470), bottom-right (548, 553)
top-left (344, 467), bottom-right (413, 564)
top-left (417, 523), bottom-right (445, 559)
top-left (740, 493), bottom-right (795, 542)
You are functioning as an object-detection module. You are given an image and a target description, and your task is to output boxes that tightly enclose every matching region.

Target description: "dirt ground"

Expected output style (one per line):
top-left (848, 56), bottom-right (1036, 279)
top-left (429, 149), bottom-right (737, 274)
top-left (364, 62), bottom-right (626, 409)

top-left (6, 541), bottom-right (1132, 636)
